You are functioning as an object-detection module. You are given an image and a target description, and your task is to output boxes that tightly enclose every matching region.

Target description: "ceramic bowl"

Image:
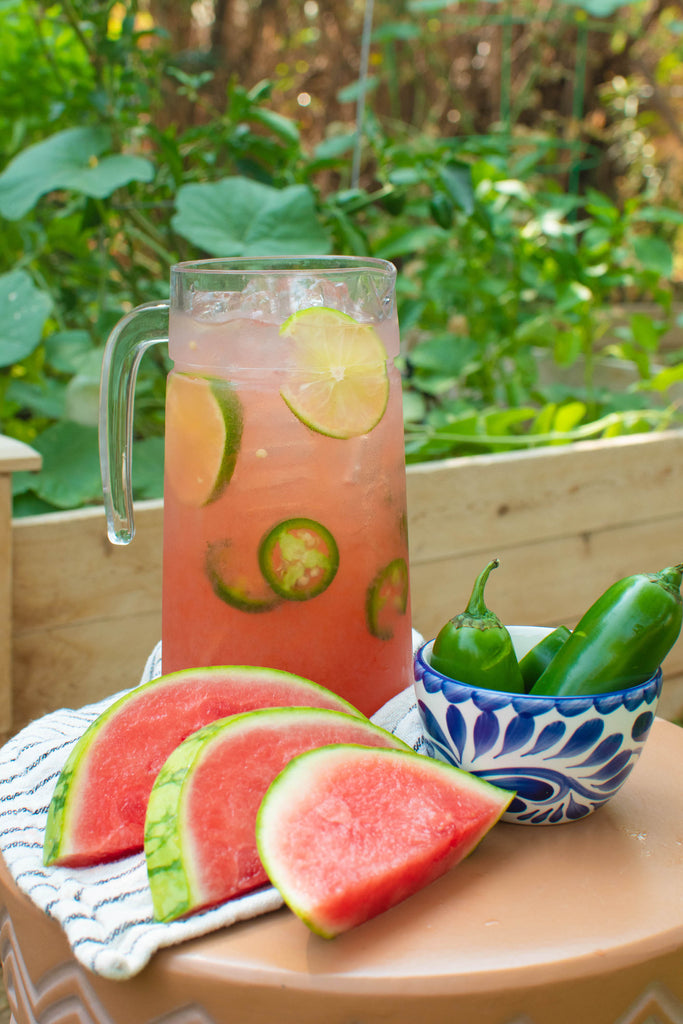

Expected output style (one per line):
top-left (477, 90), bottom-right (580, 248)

top-left (413, 626), bottom-right (662, 825)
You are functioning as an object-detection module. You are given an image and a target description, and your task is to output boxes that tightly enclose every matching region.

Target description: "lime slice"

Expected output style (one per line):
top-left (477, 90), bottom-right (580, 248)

top-left (259, 518), bottom-right (339, 601)
top-left (366, 557), bottom-right (409, 640)
top-left (279, 307), bottom-right (390, 439)
top-left (206, 539), bottom-right (282, 613)
top-left (165, 373), bottom-right (243, 506)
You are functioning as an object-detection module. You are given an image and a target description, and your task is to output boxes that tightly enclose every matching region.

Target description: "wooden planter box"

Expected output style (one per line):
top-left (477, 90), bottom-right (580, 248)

top-left (3, 430), bottom-right (683, 741)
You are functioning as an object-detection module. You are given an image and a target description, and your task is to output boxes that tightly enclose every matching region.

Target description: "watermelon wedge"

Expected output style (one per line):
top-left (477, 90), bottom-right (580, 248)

top-left (144, 708), bottom-right (410, 921)
top-left (43, 666), bottom-right (363, 868)
top-left (256, 744), bottom-right (513, 938)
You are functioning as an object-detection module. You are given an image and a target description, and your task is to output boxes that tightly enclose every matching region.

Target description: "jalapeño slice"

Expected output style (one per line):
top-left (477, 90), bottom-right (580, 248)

top-left (206, 539), bottom-right (281, 613)
top-left (366, 557), bottom-right (409, 640)
top-left (259, 518), bottom-right (339, 601)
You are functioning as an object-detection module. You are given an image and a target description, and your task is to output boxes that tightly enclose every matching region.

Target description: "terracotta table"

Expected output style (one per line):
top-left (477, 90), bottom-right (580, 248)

top-left (0, 718), bottom-right (681, 1024)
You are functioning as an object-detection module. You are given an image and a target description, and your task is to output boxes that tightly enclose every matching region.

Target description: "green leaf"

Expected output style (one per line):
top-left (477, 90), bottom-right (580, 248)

top-left (632, 236), bottom-right (673, 278)
top-left (374, 224), bottom-right (445, 259)
top-left (438, 161), bottom-right (474, 215)
top-left (14, 421), bottom-right (102, 510)
top-left (249, 107), bottom-right (300, 146)
top-left (372, 21), bottom-right (421, 42)
top-left (409, 334), bottom-right (478, 377)
top-left (402, 388), bottom-right (427, 424)
top-left (172, 178), bottom-right (331, 256)
top-left (556, 0), bottom-right (636, 15)
top-left (634, 206), bottom-right (683, 226)
top-left (132, 436), bottom-right (165, 499)
top-left (44, 330), bottom-right (95, 373)
top-left (314, 134), bottom-right (357, 161)
top-left (629, 311), bottom-right (661, 352)
top-left (646, 363), bottom-right (683, 393)
top-left (553, 401), bottom-right (586, 433)
top-left (64, 348), bottom-right (104, 426)
top-left (337, 76), bottom-right (379, 103)
top-left (5, 377), bottom-right (66, 419)
top-left (0, 127), bottom-right (154, 219)
top-left (0, 270), bottom-right (52, 365)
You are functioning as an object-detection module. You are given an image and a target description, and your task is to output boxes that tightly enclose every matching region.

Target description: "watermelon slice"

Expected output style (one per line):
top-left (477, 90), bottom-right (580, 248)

top-left (256, 744), bottom-right (513, 938)
top-left (144, 708), bottom-right (410, 921)
top-left (43, 666), bottom-right (363, 868)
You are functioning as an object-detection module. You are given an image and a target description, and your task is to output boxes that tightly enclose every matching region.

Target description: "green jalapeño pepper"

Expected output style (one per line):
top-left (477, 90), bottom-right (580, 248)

top-left (430, 558), bottom-right (525, 693)
top-left (531, 563), bottom-right (683, 697)
top-left (518, 625), bottom-right (572, 693)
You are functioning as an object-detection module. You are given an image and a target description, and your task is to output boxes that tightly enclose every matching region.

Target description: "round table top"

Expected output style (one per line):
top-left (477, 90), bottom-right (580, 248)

top-left (2, 718), bottom-right (682, 1024)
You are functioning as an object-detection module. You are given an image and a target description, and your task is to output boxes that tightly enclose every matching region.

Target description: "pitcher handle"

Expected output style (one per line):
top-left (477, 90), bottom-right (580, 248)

top-left (99, 300), bottom-right (170, 545)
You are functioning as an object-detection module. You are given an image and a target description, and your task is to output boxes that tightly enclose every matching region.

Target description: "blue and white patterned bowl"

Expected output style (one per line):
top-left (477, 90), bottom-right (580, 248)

top-left (414, 626), bottom-right (662, 825)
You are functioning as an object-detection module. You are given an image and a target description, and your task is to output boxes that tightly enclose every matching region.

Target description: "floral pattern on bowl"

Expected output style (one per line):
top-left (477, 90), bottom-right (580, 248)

top-left (414, 629), bottom-right (662, 825)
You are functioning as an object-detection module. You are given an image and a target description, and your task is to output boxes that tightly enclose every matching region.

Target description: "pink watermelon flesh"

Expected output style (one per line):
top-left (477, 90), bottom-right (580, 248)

top-left (148, 710), bottom-right (407, 920)
top-left (256, 745), bottom-right (513, 937)
top-left (47, 667), bottom-right (361, 867)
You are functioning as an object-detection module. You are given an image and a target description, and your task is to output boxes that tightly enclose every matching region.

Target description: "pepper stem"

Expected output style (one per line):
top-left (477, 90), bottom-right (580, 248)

top-left (465, 558), bottom-right (500, 617)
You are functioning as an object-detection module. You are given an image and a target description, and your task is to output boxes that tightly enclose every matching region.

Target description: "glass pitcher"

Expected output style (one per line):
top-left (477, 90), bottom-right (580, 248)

top-left (99, 256), bottom-right (412, 716)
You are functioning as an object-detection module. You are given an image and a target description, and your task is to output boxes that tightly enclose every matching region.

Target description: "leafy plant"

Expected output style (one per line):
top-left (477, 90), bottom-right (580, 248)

top-left (1, 0), bottom-right (682, 514)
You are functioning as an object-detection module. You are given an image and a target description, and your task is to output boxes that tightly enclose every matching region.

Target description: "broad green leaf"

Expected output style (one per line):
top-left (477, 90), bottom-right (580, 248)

top-left (14, 421), bottom-right (102, 509)
top-left (632, 236), bottom-right (673, 279)
top-left (5, 377), bottom-right (66, 419)
top-left (64, 348), bottom-right (104, 426)
top-left (409, 334), bottom-right (478, 376)
top-left (0, 270), bottom-right (52, 366)
top-left (0, 127), bottom-right (154, 219)
top-left (172, 178), bottom-right (331, 256)
top-left (44, 330), bottom-right (95, 373)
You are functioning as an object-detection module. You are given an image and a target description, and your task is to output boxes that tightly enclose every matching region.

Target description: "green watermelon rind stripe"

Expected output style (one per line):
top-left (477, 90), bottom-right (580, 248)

top-left (43, 665), bottom-right (363, 867)
top-left (144, 717), bottom-right (230, 922)
top-left (143, 709), bottom-right (410, 923)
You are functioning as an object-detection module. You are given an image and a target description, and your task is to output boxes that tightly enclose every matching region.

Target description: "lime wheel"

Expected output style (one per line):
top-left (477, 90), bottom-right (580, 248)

top-left (279, 307), bottom-right (389, 439)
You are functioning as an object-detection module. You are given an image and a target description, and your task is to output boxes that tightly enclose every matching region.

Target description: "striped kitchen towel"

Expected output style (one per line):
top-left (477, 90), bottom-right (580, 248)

top-left (0, 633), bottom-right (425, 980)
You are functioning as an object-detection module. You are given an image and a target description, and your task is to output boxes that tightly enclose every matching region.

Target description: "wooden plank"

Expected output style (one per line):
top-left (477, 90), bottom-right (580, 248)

top-left (406, 431), bottom-right (683, 562)
top-left (8, 434), bottom-right (683, 735)
top-left (0, 436), bottom-right (41, 474)
top-left (11, 501), bottom-right (163, 737)
top-left (0, 438), bottom-right (41, 741)
top-left (11, 613), bottom-right (161, 734)
top-left (12, 501), bottom-right (163, 633)
top-left (0, 476), bottom-right (12, 737)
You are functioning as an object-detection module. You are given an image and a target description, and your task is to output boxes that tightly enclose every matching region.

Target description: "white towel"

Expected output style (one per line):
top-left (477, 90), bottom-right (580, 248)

top-left (0, 633), bottom-right (425, 981)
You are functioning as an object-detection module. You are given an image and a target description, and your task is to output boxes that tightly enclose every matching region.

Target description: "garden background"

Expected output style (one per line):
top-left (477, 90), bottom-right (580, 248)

top-left (2, 0), bottom-right (683, 514)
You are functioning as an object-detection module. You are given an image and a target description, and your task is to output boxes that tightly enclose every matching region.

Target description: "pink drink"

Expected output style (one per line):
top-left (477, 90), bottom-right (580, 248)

top-left (161, 298), bottom-right (412, 716)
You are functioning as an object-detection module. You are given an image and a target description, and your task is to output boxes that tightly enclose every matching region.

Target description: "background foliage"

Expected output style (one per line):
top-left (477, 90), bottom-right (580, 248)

top-left (2, 0), bottom-right (683, 514)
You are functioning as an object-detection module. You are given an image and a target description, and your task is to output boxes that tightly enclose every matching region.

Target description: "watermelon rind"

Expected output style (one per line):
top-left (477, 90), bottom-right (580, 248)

top-left (255, 743), bottom-right (514, 939)
top-left (43, 665), bottom-right (364, 868)
top-left (144, 708), bottom-right (410, 923)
